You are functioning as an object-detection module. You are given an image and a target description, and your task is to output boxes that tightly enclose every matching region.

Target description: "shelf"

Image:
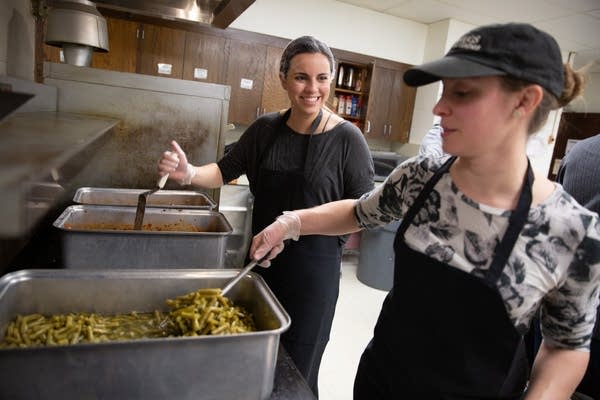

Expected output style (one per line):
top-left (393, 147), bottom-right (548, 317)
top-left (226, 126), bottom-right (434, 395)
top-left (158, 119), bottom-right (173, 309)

top-left (334, 87), bottom-right (366, 96)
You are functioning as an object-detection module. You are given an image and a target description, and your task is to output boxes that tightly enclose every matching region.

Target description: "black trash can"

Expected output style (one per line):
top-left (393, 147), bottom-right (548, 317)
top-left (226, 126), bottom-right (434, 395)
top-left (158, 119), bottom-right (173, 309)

top-left (356, 220), bottom-right (400, 291)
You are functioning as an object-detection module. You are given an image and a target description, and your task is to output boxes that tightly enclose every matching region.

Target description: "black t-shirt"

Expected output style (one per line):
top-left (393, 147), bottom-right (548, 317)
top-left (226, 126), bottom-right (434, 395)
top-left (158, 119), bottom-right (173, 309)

top-left (217, 111), bottom-right (374, 204)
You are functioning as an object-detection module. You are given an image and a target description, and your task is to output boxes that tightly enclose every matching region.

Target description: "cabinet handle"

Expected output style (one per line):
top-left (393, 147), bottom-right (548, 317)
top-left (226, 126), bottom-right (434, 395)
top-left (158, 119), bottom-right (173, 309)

top-left (141, 29), bottom-right (144, 40)
top-left (383, 124), bottom-right (388, 136)
top-left (388, 124), bottom-right (392, 136)
top-left (256, 107), bottom-right (260, 118)
top-left (136, 28), bottom-right (139, 39)
top-left (365, 120), bottom-right (371, 134)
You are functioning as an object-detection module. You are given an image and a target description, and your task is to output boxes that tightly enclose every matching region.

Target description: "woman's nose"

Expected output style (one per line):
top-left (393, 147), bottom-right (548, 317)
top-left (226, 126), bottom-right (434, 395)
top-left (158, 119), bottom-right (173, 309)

top-left (433, 97), bottom-right (449, 116)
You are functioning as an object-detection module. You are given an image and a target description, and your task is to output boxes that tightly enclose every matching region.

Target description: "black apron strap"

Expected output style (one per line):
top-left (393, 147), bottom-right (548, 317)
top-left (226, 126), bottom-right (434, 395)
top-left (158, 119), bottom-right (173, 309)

top-left (397, 156), bottom-right (534, 288)
top-left (397, 156), bottom-right (456, 236)
top-left (484, 160), bottom-right (534, 287)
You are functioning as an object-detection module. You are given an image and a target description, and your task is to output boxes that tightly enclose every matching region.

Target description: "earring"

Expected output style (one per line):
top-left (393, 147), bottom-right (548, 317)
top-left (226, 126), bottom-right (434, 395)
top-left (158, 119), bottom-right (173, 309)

top-left (513, 109), bottom-right (522, 118)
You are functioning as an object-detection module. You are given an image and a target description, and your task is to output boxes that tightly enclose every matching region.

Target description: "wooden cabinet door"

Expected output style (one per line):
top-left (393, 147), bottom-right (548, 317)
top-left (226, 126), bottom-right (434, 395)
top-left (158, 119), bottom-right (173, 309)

top-left (91, 17), bottom-right (139, 73)
top-left (182, 32), bottom-right (229, 84)
top-left (548, 112), bottom-right (600, 179)
top-left (387, 68), bottom-right (415, 143)
top-left (137, 24), bottom-right (186, 79)
top-left (43, 44), bottom-right (62, 64)
top-left (365, 65), bottom-right (394, 138)
top-left (260, 46), bottom-right (289, 115)
top-left (225, 40), bottom-right (267, 125)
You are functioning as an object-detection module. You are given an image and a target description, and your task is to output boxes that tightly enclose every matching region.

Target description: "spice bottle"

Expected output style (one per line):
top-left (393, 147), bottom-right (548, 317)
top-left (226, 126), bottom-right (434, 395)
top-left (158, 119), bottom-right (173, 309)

top-left (337, 65), bottom-right (345, 88)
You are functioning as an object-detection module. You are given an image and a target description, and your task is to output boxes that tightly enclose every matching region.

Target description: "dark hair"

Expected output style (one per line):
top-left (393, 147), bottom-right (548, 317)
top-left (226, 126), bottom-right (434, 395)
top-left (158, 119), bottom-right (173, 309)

top-left (279, 36), bottom-right (336, 78)
top-left (499, 63), bottom-right (586, 134)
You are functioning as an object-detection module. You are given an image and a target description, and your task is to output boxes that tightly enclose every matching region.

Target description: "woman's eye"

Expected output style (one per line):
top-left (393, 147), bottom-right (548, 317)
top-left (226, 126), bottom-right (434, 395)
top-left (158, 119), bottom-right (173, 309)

top-left (295, 76), bottom-right (306, 81)
top-left (453, 90), bottom-right (469, 97)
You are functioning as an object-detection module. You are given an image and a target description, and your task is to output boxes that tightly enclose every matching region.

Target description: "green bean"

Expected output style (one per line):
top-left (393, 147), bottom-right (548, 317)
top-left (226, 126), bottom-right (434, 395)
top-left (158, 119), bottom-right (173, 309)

top-left (0, 289), bottom-right (255, 348)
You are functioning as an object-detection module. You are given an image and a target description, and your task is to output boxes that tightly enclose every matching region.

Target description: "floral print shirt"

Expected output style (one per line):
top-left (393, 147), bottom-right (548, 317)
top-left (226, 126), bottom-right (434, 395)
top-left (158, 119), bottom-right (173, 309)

top-left (355, 155), bottom-right (600, 350)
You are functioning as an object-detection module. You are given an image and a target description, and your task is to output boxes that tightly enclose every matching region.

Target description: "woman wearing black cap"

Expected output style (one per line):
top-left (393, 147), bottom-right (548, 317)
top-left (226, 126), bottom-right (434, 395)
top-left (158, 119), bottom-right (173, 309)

top-left (250, 23), bottom-right (600, 399)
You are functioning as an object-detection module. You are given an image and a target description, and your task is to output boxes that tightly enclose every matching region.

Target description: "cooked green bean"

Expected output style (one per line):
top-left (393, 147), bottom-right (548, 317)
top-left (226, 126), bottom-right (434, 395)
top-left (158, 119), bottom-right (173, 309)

top-left (0, 289), bottom-right (255, 349)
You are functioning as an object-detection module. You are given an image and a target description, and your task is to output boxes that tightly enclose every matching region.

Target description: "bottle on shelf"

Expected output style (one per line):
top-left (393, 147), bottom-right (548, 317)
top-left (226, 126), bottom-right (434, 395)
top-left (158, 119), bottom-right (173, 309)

top-left (337, 65), bottom-right (345, 88)
top-left (345, 95), bottom-right (352, 116)
top-left (354, 71), bottom-right (362, 92)
top-left (345, 67), bottom-right (354, 90)
top-left (351, 96), bottom-right (358, 116)
top-left (332, 96), bottom-right (339, 113)
top-left (337, 95), bottom-right (346, 115)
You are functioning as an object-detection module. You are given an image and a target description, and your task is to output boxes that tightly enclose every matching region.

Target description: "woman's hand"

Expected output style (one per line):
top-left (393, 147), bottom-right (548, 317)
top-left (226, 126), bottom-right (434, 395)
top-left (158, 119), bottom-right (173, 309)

top-left (158, 140), bottom-right (196, 185)
top-left (250, 212), bottom-right (301, 267)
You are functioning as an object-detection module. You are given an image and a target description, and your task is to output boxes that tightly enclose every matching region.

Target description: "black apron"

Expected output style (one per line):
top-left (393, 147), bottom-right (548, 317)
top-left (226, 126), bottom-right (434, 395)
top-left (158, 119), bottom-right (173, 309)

top-left (355, 156), bottom-right (533, 399)
top-left (252, 109), bottom-right (342, 397)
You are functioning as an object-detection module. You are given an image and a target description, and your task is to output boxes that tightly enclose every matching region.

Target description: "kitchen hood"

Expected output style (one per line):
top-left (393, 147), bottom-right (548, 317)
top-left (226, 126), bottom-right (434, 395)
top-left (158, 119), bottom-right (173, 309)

top-left (94, 0), bottom-right (255, 29)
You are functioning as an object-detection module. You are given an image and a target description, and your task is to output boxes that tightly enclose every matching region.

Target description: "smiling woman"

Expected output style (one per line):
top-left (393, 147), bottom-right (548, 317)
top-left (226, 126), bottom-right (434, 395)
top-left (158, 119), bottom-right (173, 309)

top-left (156, 35), bottom-right (375, 397)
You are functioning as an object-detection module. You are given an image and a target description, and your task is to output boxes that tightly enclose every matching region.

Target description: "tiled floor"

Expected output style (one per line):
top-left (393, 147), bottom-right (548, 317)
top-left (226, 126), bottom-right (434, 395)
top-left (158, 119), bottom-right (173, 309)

top-left (318, 254), bottom-right (389, 400)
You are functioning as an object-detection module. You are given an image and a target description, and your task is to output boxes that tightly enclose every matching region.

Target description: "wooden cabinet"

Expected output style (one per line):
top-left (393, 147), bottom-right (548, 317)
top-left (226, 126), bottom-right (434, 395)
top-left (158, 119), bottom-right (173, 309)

top-left (137, 24), bottom-right (186, 78)
top-left (260, 45), bottom-right (290, 114)
top-left (91, 17), bottom-right (139, 73)
top-left (44, 17), bottom-right (185, 78)
top-left (182, 32), bottom-right (229, 84)
top-left (38, 14), bottom-right (415, 138)
top-left (225, 40), bottom-right (267, 125)
top-left (548, 112), bottom-right (600, 180)
top-left (331, 61), bottom-right (371, 131)
top-left (365, 63), bottom-right (415, 142)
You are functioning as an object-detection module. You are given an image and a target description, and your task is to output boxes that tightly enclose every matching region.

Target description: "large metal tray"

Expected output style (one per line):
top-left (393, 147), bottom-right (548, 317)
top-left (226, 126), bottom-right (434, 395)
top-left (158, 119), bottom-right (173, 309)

top-left (53, 205), bottom-right (232, 268)
top-left (0, 269), bottom-right (291, 400)
top-left (73, 187), bottom-right (216, 209)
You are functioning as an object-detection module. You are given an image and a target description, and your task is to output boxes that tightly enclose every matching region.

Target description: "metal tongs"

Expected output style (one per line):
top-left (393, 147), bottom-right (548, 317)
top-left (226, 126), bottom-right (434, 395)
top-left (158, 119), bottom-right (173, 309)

top-left (221, 257), bottom-right (267, 296)
top-left (133, 173), bottom-right (169, 230)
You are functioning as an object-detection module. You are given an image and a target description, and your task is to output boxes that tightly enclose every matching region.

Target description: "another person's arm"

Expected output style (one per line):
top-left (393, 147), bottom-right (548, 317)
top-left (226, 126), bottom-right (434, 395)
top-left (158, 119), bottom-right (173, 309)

top-left (524, 343), bottom-right (589, 399)
top-left (250, 199), bottom-right (359, 265)
top-left (418, 123), bottom-right (444, 157)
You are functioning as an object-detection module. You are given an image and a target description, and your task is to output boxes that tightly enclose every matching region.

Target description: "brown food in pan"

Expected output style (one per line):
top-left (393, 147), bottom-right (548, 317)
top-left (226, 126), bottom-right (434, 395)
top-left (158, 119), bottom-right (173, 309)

top-left (63, 221), bottom-right (206, 232)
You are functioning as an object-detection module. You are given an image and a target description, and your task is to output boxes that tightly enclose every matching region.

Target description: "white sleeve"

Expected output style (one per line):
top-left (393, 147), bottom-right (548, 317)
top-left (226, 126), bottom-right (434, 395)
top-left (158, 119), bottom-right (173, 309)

top-left (418, 124), bottom-right (444, 158)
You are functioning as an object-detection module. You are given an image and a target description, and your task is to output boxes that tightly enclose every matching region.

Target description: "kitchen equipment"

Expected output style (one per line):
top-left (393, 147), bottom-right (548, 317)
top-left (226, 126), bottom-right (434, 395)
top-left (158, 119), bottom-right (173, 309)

top-left (45, 0), bottom-right (109, 67)
top-left (53, 205), bottom-right (232, 268)
top-left (370, 150), bottom-right (409, 182)
top-left (73, 187), bottom-right (216, 209)
top-left (0, 91), bottom-right (34, 122)
top-left (0, 268), bottom-right (291, 400)
top-left (134, 173), bottom-right (169, 230)
top-left (222, 257), bottom-right (264, 296)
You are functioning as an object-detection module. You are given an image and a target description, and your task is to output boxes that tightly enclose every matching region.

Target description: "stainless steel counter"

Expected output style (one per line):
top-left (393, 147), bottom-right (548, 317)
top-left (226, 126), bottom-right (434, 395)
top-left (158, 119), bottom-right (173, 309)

top-left (0, 111), bottom-right (118, 237)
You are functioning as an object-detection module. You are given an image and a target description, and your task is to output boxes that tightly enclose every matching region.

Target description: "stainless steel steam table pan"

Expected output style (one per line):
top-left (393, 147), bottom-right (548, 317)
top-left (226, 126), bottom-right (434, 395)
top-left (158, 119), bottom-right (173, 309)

top-left (0, 268), bottom-right (290, 400)
top-left (73, 186), bottom-right (216, 209)
top-left (53, 205), bottom-right (232, 268)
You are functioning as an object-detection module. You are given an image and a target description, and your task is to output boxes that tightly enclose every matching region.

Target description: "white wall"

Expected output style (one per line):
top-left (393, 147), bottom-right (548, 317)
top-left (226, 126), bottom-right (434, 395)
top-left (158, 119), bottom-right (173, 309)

top-left (231, 0), bottom-right (427, 65)
top-left (0, 0), bottom-right (35, 80)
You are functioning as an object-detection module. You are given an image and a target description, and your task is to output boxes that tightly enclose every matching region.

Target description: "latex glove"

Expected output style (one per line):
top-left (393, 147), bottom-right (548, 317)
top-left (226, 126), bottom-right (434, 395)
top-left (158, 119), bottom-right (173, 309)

top-left (158, 140), bottom-right (196, 185)
top-left (250, 212), bottom-right (300, 267)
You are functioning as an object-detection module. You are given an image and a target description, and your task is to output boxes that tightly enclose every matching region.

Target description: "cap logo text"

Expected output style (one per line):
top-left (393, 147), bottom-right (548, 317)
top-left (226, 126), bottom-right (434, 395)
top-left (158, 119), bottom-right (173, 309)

top-left (453, 34), bottom-right (481, 51)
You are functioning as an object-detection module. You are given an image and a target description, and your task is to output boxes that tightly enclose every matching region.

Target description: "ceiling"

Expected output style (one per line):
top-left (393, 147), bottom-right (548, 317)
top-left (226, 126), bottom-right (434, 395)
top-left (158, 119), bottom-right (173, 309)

top-left (336, 0), bottom-right (600, 71)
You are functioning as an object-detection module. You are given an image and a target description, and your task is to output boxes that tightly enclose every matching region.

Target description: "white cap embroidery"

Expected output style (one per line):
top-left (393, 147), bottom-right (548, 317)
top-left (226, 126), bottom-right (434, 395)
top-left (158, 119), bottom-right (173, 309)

top-left (452, 34), bottom-right (482, 51)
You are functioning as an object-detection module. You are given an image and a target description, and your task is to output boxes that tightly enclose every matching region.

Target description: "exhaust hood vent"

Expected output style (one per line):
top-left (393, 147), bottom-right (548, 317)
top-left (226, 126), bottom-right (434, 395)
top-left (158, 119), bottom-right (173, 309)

top-left (94, 0), bottom-right (255, 29)
top-left (45, 0), bottom-right (109, 67)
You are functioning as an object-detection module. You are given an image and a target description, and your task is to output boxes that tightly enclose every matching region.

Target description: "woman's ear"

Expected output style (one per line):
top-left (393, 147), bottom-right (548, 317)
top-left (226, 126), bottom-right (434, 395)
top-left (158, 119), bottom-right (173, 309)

top-left (279, 72), bottom-right (287, 90)
top-left (516, 84), bottom-right (544, 117)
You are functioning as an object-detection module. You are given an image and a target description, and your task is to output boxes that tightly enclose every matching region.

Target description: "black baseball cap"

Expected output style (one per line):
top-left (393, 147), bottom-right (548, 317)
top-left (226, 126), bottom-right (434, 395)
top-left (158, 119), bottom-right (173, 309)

top-left (403, 23), bottom-right (565, 99)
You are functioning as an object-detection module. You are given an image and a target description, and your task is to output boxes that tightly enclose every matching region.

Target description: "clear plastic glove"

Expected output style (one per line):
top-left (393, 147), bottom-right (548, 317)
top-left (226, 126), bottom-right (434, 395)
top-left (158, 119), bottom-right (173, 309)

top-left (250, 211), bottom-right (301, 267)
top-left (157, 140), bottom-right (196, 185)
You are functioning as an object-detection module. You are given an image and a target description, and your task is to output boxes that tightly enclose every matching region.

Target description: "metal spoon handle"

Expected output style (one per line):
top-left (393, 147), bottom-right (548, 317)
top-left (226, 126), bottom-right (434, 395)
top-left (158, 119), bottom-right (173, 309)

top-left (221, 258), bottom-right (263, 296)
